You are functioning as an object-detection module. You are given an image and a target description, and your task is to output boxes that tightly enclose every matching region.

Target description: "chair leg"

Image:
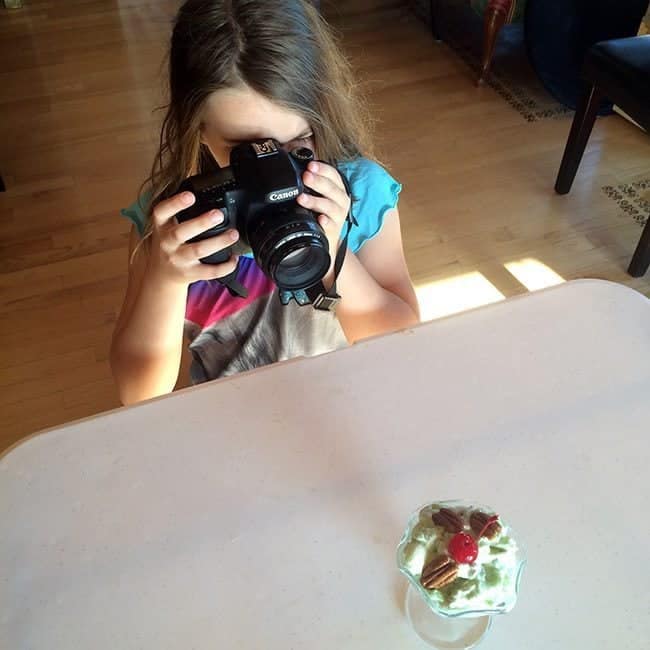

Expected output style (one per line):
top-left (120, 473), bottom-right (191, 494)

top-left (628, 216), bottom-right (650, 277)
top-left (429, 0), bottom-right (441, 41)
top-left (554, 84), bottom-right (604, 195)
top-left (478, 6), bottom-right (508, 84)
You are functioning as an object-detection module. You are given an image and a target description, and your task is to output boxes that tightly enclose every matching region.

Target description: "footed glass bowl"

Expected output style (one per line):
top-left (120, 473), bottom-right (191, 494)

top-left (396, 500), bottom-right (526, 649)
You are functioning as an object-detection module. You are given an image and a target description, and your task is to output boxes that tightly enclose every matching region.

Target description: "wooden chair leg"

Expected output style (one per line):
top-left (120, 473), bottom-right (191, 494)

top-left (554, 84), bottom-right (604, 195)
top-left (478, 6), bottom-right (508, 84)
top-left (628, 216), bottom-right (650, 277)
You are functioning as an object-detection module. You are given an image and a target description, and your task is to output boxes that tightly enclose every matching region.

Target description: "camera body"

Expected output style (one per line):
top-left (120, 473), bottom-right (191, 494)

top-left (176, 139), bottom-right (330, 293)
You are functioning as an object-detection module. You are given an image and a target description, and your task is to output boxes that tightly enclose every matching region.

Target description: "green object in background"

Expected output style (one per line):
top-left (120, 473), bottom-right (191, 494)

top-left (4, 0), bottom-right (24, 8)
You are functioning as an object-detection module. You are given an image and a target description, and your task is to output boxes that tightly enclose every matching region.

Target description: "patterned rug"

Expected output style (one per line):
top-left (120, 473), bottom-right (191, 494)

top-left (410, 0), bottom-right (572, 122)
top-left (602, 180), bottom-right (650, 227)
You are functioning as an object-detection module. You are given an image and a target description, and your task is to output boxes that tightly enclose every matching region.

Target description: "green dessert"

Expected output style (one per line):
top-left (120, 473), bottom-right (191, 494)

top-left (397, 503), bottom-right (523, 615)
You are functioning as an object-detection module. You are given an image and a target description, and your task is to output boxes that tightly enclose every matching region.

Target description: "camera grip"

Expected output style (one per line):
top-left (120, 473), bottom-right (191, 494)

top-left (175, 200), bottom-right (234, 266)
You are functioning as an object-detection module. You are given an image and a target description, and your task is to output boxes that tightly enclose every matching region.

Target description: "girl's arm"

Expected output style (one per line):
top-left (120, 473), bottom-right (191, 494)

top-left (110, 193), bottom-right (239, 405)
top-left (332, 208), bottom-right (420, 343)
top-left (110, 227), bottom-right (189, 405)
top-left (298, 163), bottom-right (420, 344)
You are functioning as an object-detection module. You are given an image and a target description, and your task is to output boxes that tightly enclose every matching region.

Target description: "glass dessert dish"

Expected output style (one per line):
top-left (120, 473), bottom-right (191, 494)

top-left (396, 500), bottom-right (526, 649)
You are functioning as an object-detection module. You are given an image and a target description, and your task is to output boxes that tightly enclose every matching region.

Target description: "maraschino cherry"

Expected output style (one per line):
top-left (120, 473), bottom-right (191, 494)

top-left (447, 513), bottom-right (499, 564)
top-left (447, 532), bottom-right (478, 564)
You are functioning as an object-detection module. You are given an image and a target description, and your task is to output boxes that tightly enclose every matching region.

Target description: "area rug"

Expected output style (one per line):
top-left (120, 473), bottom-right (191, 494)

top-left (602, 180), bottom-right (650, 227)
top-left (410, 0), bottom-right (572, 122)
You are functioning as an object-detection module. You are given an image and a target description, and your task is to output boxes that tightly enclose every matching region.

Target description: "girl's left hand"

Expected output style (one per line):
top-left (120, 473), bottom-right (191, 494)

top-left (297, 161), bottom-right (351, 266)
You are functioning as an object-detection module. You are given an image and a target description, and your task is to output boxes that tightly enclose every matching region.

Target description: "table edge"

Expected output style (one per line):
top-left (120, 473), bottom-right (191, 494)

top-left (2, 279), bottom-right (647, 463)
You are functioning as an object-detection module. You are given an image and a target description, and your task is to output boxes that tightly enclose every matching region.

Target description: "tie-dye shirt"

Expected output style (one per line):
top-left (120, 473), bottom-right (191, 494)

top-left (122, 158), bottom-right (401, 382)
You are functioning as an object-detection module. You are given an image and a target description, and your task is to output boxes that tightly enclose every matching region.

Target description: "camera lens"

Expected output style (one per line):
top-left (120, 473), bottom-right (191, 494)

top-left (273, 241), bottom-right (329, 289)
top-left (247, 207), bottom-right (330, 291)
top-left (281, 247), bottom-right (311, 267)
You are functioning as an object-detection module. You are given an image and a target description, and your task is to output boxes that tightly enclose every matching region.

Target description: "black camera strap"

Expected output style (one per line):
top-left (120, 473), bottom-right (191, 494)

top-left (217, 267), bottom-right (249, 299)
top-left (305, 165), bottom-right (357, 311)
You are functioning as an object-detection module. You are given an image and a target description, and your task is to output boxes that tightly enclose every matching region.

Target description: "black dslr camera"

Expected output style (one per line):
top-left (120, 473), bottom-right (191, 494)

top-left (176, 139), bottom-right (340, 305)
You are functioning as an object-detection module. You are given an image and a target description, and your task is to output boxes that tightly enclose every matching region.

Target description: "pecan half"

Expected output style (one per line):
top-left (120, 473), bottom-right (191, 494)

top-left (421, 555), bottom-right (458, 590)
top-left (432, 507), bottom-right (463, 533)
top-left (469, 511), bottom-right (502, 540)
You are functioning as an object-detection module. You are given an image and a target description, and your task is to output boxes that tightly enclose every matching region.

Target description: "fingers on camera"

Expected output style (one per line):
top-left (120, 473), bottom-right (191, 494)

top-left (186, 229), bottom-right (238, 260)
top-left (199, 256), bottom-right (240, 281)
top-left (152, 192), bottom-right (196, 227)
top-left (172, 209), bottom-right (225, 244)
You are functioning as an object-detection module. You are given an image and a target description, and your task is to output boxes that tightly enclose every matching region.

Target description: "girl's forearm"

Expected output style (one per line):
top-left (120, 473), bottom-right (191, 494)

top-left (330, 252), bottom-right (419, 344)
top-left (110, 265), bottom-right (188, 404)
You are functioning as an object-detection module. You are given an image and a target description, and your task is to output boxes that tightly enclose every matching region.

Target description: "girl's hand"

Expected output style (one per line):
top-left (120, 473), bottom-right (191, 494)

top-left (149, 191), bottom-right (240, 286)
top-left (297, 161), bottom-right (351, 267)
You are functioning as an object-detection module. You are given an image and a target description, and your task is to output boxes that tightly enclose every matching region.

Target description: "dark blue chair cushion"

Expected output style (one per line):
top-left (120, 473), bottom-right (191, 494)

top-left (585, 35), bottom-right (650, 131)
top-left (525, 0), bottom-right (649, 111)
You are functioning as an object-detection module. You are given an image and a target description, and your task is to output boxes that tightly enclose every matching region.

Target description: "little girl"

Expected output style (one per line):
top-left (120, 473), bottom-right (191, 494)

top-left (111, 0), bottom-right (420, 404)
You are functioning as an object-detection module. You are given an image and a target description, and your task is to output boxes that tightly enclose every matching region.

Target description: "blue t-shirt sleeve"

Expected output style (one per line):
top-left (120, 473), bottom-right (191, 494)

top-left (337, 158), bottom-right (402, 254)
top-left (120, 194), bottom-right (150, 237)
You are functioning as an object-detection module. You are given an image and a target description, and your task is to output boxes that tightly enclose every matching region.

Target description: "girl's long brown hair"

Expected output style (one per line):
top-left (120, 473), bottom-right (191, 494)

top-left (141, 0), bottom-right (374, 239)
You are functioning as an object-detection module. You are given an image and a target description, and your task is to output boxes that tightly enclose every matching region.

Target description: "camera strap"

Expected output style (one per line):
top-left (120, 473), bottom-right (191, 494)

top-left (217, 266), bottom-right (249, 299)
top-left (305, 165), bottom-right (357, 311)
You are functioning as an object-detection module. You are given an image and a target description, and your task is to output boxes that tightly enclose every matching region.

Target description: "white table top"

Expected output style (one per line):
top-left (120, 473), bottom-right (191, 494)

top-left (2, 280), bottom-right (649, 650)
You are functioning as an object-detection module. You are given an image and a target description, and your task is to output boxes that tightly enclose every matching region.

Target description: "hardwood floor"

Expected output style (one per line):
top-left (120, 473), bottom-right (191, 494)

top-left (1, 0), bottom-right (648, 451)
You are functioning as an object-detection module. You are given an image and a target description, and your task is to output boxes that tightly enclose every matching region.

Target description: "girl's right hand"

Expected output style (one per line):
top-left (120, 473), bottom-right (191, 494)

top-left (148, 191), bottom-right (240, 285)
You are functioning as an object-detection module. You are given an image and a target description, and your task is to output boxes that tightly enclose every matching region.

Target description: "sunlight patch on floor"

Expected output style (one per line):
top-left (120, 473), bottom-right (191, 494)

top-left (504, 258), bottom-right (565, 291)
top-left (416, 272), bottom-right (506, 321)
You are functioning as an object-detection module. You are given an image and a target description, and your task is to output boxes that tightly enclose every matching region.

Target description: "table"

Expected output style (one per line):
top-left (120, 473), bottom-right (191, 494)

top-left (2, 280), bottom-right (649, 649)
